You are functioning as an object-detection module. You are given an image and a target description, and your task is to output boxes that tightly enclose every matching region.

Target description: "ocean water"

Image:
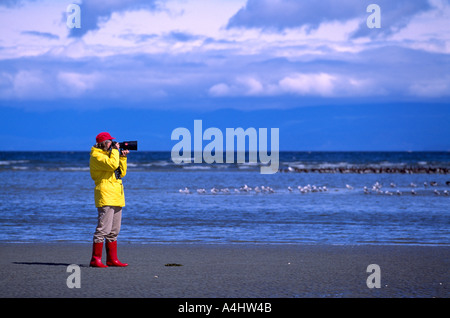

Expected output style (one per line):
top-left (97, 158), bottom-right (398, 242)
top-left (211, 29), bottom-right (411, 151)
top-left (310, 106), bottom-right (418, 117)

top-left (0, 151), bottom-right (449, 245)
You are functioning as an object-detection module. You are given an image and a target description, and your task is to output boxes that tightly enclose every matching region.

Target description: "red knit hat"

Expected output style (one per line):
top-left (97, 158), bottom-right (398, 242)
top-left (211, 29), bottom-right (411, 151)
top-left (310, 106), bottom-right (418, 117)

top-left (96, 132), bottom-right (115, 143)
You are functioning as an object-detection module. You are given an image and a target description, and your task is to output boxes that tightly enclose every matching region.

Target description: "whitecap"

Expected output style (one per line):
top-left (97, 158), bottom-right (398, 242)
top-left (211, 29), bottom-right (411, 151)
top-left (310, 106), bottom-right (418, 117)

top-left (182, 165), bottom-right (211, 170)
top-left (0, 160), bottom-right (29, 165)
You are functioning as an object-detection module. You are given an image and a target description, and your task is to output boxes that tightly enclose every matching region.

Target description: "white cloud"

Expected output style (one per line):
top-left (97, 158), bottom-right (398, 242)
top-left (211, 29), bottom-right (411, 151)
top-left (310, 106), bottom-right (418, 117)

top-left (227, 0), bottom-right (435, 40)
top-left (208, 72), bottom-right (378, 98)
top-left (1, 70), bottom-right (101, 100)
top-left (0, 0), bottom-right (449, 105)
top-left (11, 71), bottom-right (51, 99)
top-left (80, 0), bottom-right (246, 49)
top-left (209, 83), bottom-right (230, 96)
top-left (279, 73), bottom-right (336, 96)
top-left (57, 72), bottom-right (99, 96)
top-left (237, 77), bottom-right (264, 95)
top-left (409, 78), bottom-right (450, 97)
top-left (0, 0), bottom-right (68, 58)
top-left (388, 0), bottom-right (450, 53)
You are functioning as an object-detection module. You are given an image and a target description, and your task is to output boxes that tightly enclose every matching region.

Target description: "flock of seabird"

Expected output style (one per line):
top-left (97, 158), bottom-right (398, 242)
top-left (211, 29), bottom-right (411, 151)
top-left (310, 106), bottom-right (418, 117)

top-left (179, 184), bottom-right (275, 194)
top-left (362, 181), bottom-right (449, 196)
top-left (179, 181), bottom-right (450, 196)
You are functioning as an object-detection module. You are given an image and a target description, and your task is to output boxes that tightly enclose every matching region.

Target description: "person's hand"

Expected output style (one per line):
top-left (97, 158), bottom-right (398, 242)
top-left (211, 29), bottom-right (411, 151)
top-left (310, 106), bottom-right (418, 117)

top-left (121, 149), bottom-right (130, 157)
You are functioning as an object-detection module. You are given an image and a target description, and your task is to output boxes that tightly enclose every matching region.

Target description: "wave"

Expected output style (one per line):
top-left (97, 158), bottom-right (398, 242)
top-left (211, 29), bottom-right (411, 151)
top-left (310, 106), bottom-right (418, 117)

top-left (1, 162), bottom-right (449, 174)
top-left (57, 167), bottom-right (90, 171)
top-left (182, 165), bottom-right (211, 170)
top-left (0, 160), bottom-right (30, 165)
top-left (1, 151), bottom-right (449, 174)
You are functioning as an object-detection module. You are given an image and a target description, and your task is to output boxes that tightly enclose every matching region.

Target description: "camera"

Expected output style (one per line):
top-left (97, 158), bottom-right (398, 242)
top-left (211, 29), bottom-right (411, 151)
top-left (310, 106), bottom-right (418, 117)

top-left (110, 141), bottom-right (137, 180)
top-left (111, 141), bottom-right (138, 151)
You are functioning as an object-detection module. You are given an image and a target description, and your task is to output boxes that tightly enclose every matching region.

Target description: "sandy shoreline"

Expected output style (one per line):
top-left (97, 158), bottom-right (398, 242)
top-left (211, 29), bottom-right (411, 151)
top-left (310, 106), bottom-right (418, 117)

top-left (0, 243), bottom-right (448, 298)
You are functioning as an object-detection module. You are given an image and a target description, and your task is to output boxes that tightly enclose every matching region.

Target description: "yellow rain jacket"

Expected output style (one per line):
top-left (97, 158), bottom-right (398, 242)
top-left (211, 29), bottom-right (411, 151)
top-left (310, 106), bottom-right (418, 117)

top-left (90, 147), bottom-right (127, 207)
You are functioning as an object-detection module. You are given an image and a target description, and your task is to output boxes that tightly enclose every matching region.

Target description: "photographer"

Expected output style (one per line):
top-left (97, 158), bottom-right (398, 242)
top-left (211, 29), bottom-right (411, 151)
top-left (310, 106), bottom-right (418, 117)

top-left (89, 132), bottom-right (129, 268)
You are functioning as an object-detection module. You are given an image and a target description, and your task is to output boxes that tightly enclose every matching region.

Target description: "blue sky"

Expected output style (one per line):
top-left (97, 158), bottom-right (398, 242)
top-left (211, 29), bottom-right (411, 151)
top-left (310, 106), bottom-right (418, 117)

top-left (0, 0), bottom-right (449, 151)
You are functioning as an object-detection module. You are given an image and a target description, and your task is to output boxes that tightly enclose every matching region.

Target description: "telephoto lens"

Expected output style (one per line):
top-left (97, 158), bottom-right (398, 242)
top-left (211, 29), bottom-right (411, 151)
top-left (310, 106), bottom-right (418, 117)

top-left (119, 141), bottom-right (138, 151)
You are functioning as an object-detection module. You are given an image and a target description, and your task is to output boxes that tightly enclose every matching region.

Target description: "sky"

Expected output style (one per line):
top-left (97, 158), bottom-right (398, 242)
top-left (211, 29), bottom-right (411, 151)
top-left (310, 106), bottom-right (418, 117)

top-left (0, 0), bottom-right (449, 151)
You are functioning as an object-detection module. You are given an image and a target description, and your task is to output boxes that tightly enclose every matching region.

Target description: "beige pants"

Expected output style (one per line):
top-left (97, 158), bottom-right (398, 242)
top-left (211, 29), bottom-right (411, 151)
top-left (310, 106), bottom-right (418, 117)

top-left (93, 206), bottom-right (122, 243)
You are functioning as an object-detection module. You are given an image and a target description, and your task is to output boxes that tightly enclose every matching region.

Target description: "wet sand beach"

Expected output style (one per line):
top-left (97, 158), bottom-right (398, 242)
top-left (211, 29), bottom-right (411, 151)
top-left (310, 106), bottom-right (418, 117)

top-left (0, 243), bottom-right (448, 298)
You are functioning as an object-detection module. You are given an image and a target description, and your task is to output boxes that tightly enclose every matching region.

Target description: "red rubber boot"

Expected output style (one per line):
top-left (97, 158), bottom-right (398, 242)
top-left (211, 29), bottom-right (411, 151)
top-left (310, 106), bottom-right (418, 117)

top-left (90, 242), bottom-right (108, 268)
top-left (106, 241), bottom-right (128, 267)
